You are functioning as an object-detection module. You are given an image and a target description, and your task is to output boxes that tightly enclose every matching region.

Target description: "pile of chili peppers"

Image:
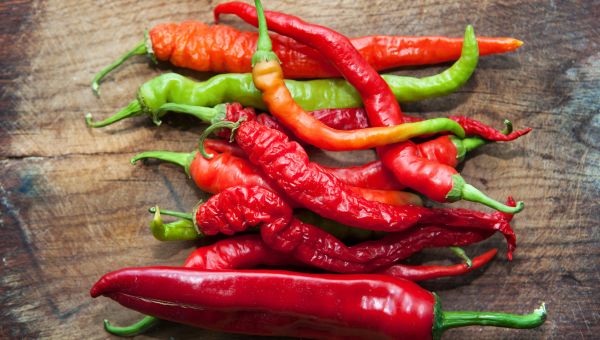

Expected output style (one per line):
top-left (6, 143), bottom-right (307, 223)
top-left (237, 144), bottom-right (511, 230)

top-left (87, 1), bottom-right (546, 338)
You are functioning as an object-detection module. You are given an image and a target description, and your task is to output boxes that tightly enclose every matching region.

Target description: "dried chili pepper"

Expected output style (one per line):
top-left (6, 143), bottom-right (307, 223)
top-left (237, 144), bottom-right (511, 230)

top-left (91, 267), bottom-right (547, 339)
top-left (86, 25), bottom-right (480, 129)
top-left (199, 119), bottom-right (517, 258)
top-left (131, 141), bottom-right (422, 206)
top-left (194, 185), bottom-right (507, 272)
top-left (92, 20), bottom-right (522, 93)
top-left (236, 0), bottom-right (523, 213)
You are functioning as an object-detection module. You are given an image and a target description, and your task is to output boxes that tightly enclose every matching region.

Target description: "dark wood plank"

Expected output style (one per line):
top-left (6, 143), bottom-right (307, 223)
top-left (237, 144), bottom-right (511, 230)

top-left (1, 0), bottom-right (598, 339)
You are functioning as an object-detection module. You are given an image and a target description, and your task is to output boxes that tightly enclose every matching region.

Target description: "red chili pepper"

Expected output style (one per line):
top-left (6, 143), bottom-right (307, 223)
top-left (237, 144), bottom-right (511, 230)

top-left (219, 103), bottom-right (530, 191)
top-left (195, 183), bottom-right (516, 267)
top-left (204, 120), bottom-right (517, 258)
top-left (91, 267), bottom-right (547, 339)
top-left (220, 0), bottom-right (524, 214)
top-left (92, 20), bottom-right (523, 93)
top-left (194, 185), bottom-right (499, 272)
top-left (131, 142), bottom-right (422, 207)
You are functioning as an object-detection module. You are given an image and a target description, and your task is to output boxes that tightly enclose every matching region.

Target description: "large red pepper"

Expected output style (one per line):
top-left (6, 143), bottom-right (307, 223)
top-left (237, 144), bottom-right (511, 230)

top-left (91, 267), bottom-right (547, 339)
top-left (218, 0), bottom-right (524, 214)
top-left (101, 234), bottom-right (497, 336)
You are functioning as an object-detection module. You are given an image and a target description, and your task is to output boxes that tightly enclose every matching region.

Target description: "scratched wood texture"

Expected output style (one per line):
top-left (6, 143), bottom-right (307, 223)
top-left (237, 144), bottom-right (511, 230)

top-left (1, 0), bottom-right (599, 338)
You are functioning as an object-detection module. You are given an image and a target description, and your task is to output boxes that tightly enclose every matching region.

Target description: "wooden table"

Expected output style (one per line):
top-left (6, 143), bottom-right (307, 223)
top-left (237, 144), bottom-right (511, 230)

top-left (1, 0), bottom-right (598, 338)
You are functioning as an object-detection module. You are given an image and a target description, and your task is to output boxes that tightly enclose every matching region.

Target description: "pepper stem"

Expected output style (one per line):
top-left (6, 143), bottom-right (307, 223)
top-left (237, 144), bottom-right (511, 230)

top-left (92, 41), bottom-right (147, 96)
top-left (104, 316), bottom-right (159, 337)
top-left (85, 100), bottom-right (142, 128)
top-left (131, 150), bottom-right (195, 178)
top-left (198, 117), bottom-right (246, 159)
top-left (251, 0), bottom-right (280, 66)
top-left (447, 174), bottom-right (524, 213)
top-left (449, 247), bottom-right (472, 268)
top-left (149, 206), bottom-right (200, 241)
top-left (441, 303), bottom-right (547, 331)
top-left (156, 103), bottom-right (224, 125)
top-left (148, 206), bottom-right (193, 220)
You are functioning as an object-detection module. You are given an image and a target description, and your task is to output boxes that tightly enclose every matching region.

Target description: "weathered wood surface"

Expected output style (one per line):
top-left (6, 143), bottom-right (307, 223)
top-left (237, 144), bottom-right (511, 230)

top-left (1, 0), bottom-right (598, 338)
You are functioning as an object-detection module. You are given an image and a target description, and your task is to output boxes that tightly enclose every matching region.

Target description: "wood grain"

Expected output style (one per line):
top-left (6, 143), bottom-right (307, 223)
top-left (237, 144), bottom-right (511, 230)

top-left (1, 0), bottom-right (598, 339)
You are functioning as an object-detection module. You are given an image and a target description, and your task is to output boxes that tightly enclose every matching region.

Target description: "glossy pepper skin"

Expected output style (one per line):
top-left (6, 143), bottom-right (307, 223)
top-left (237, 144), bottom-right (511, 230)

top-left (91, 267), bottom-right (547, 339)
top-left (91, 20), bottom-right (522, 93)
top-left (236, 1), bottom-right (523, 213)
top-left (194, 185), bottom-right (500, 273)
top-left (224, 120), bottom-right (517, 257)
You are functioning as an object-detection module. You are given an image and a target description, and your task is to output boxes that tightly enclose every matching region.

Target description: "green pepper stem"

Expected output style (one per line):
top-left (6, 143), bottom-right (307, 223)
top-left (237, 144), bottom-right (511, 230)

top-left (449, 247), bottom-right (472, 268)
top-left (440, 303), bottom-right (547, 331)
top-left (148, 206), bottom-right (193, 221)
top-left (251, 0), bottom-right (280, 66)
top-left (461, 137), bottom-right (487, 153)
top-left (157, 103), bottom-right (222, 124)
top-left (92, 41), bottom-right (147, 96)
top-left (150, 206), bottom-right (200, 241)
top-left (85, 100), bottom-right (142, 128)
top-left (131, 150), bottom-right (195, 178)
top-left (198, 118), bottom-right (246, 159)
top-left (104, 316), bottom-right (159, 337)
top-left (447, 174), bottom-right (524, 213)
top-left (462, 182), bottom-right (524, 213)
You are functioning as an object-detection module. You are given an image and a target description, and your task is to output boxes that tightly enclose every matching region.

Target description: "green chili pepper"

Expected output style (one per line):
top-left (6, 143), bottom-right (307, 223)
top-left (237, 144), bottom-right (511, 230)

top-left (85, 34), bottom-right (478, 127)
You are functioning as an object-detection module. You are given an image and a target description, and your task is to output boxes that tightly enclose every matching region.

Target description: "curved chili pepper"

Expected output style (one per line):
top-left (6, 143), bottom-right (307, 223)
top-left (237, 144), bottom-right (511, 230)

top-left (85, 26), bottom-right (480, 129)
top-left (236, 1), bottom-right (523, 213)
top-left (205, 119), bottom-right (517, 257)
top-left (91, 267), bottom-right (547, 339)
top-left (91, 21), bottom-right (522, 93)
top-left (130, 142), bottom-right (422, 206)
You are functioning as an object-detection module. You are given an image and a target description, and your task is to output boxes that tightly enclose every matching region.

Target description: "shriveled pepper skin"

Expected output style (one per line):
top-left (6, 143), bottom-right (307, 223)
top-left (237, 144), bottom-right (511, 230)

top-left (151, 20), bottom-right (522, 79)
top-left (233, 121), bottom-right (516, 257)
top-left (92, 267), bottom-right (436, 339)
top-left (184, 234), bottom-right (498, 282)
top-left (195, 186), bottom-right (494, 273)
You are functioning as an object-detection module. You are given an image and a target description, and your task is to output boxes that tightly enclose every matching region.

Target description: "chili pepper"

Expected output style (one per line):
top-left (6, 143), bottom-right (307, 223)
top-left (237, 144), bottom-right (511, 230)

top-left (91, 267), bottom-right (546, 339)
top-left (91, 21), bottom-right (522, 94)
top-left (202, 117), bottom-right (516, 257)
top-left (130, 142), bottom-right (422, 206)
top-left (195, 185), bottom-right (508, 272)
top-left (212, 103), bottom-right (530, 191)
top-left (223, 4), bottom-right (467, 151)
top-left (103, 236), bottom-right (497, 337)
top-left (240, 1), bottom-right (523, 213)
top-left (195, 185), bottom-right (520, 270)
top-left (85, 22), bottom-right (480, 129)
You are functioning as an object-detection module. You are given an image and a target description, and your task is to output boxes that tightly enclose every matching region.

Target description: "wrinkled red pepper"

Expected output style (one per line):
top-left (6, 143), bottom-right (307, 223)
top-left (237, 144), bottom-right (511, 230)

top-left (204, 120), bottom-right (517, 258)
